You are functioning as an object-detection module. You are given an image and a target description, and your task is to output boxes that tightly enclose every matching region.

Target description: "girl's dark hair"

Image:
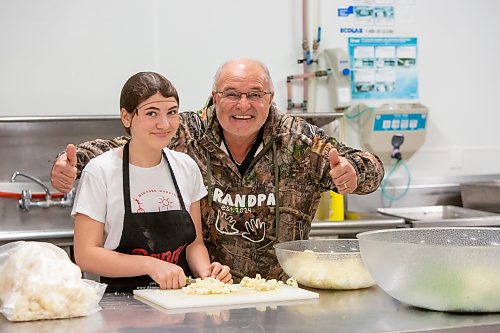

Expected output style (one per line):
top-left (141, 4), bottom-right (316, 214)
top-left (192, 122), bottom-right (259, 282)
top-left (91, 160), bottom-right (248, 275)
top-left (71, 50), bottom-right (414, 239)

top-left (120, 72), bottom-right (179, 134)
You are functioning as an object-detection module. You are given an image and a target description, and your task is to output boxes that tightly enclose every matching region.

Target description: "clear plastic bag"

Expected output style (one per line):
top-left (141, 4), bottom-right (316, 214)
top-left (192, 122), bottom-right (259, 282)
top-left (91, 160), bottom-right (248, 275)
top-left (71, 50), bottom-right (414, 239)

top-left (0, 241), bottom-right (107, 322)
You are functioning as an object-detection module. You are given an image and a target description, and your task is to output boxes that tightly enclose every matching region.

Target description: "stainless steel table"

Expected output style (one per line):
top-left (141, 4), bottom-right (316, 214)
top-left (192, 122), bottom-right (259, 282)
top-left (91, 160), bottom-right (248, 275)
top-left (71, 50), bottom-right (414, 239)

top-left (310, 212), bottom-right (405, 237)
top-left (2, 286), bottom-right (500, 333)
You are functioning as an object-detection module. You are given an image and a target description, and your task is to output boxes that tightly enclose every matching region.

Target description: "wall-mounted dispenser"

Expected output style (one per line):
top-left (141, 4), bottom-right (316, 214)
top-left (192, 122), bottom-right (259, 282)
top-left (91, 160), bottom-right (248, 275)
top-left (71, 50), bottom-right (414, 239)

top-left (359, 103), bottom-right (428, 162)
top-left (390, 134), bottom-right (404, 161)
top-left (323, 48), bottom-right (352, 110)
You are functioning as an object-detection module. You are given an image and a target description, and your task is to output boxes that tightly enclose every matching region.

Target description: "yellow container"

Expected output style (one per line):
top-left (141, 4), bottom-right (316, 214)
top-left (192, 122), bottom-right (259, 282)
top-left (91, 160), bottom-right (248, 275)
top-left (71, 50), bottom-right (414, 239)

top-left (314, 191), bottom-right (344, 221)
top-left (328, 191), bottom-right (344, 221)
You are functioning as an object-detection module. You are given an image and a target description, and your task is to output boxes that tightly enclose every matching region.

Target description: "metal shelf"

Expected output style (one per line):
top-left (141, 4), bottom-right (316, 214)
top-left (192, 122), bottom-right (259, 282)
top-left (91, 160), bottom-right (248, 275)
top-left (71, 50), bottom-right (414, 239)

top-left (287, 112), bottom-right (344, 127)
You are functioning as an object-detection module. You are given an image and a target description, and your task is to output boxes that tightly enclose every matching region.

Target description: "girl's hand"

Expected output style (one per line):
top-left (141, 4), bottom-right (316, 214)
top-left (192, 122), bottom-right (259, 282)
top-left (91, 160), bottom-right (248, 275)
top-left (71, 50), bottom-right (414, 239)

top-left (203, 262), bottom-right (232, 284)
top-left (147, 259), bottom-right (186, 289)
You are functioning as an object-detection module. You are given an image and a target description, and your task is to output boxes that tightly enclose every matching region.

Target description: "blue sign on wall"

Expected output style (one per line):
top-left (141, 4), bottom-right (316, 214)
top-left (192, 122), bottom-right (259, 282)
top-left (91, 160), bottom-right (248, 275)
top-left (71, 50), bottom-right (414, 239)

top-left (349, 37), bottom-right (418, 100)
top-left (373, 113), bottom-right (427, 132)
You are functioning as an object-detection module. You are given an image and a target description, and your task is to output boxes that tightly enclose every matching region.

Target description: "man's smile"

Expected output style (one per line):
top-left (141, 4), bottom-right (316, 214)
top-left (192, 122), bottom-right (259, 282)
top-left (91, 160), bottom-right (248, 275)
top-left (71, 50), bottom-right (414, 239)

top-left (231, 115), bottom-right (254, 120)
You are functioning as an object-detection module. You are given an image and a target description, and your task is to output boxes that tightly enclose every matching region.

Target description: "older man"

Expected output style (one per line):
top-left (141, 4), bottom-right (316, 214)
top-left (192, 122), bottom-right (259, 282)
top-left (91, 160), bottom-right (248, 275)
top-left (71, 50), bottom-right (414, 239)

top-left (52, 59), bottom-right (384, 281)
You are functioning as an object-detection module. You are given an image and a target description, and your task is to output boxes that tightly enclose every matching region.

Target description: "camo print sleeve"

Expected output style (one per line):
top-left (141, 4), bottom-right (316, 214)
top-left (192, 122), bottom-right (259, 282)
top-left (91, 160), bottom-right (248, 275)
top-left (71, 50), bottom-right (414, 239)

top-left (74, 137), bottom-right (130, 177)
top-left (279, 114), bottom-right (384, 195)
top-left (337, 147), bottom-right (385, 194)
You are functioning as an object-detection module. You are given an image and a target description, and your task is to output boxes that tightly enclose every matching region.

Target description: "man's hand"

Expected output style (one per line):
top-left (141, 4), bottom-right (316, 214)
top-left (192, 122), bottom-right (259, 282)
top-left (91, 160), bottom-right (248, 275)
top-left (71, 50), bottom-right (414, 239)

top-left (51, 144), bottom-right (77, 193)
top-left (329, 148), bottom-right (358, 195)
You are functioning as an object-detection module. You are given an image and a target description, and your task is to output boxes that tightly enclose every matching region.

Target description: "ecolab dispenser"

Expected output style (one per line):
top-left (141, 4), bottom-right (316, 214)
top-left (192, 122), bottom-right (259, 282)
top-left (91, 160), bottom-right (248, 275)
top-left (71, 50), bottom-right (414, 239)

top-left (359, 103), bottom-right (429, 162)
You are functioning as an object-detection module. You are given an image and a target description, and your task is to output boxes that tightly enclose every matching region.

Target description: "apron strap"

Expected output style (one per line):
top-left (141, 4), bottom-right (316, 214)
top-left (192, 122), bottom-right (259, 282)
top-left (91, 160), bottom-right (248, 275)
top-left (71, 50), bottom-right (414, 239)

top-left (123, 142), bottom-right (132, 213)
top-left (162, 149), bottom-right (187, 211)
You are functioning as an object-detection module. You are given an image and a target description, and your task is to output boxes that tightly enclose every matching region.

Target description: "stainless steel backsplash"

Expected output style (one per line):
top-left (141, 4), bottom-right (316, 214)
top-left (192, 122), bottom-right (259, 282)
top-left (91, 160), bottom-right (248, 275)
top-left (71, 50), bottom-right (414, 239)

top-left (0, 116), bottom-right (125, 182)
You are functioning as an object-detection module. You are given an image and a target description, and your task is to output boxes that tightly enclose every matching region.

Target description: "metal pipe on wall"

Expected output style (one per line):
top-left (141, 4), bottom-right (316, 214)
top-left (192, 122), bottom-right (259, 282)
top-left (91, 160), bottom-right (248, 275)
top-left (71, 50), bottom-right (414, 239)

top-left (308, 0), bottom-right (319, 113)
top-left (287, 70), bottom-right (331, 111)
top-left (302, 0), bottom-right (309, 109)
top-left (288, 0), bottom-right (323, 113)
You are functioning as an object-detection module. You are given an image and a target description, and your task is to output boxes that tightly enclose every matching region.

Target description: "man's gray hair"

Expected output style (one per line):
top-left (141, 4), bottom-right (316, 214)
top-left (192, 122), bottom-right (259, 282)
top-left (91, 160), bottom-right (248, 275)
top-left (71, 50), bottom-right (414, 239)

top-left (212, 59), bottom-right (274, 92)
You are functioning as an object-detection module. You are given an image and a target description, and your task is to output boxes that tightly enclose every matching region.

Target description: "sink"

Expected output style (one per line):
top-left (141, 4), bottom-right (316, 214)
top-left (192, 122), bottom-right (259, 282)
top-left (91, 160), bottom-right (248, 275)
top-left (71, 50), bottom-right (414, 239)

top-left (0, 182), bottom-right (73, 246)
top-left (460, 181), bottom-right (500, 213)
top-left (378, 205), bottom-right (500, 227)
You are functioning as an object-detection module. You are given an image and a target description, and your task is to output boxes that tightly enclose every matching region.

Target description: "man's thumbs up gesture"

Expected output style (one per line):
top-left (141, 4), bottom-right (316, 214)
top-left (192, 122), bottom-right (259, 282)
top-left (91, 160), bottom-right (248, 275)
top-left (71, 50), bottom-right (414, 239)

top-left (329, 148), bottom-right (358, 195)
top-left (51, 144), bottom-right (78, 193)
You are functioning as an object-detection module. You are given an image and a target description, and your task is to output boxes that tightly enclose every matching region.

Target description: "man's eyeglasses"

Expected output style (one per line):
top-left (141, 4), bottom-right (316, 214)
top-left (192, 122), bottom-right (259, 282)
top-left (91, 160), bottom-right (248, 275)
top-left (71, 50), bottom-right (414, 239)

top-left (215, 90), bottom-right (272, 102)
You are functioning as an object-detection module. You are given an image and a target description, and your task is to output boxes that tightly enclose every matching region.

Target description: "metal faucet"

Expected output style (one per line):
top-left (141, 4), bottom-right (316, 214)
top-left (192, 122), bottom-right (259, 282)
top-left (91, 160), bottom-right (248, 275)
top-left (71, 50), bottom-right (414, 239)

top-left (10, 171), bottom-right (75, 211)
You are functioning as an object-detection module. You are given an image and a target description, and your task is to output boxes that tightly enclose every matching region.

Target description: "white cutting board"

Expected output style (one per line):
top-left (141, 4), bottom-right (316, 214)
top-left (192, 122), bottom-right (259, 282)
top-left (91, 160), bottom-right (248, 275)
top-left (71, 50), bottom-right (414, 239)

top-left (133, 285), bottom-right (319, 310)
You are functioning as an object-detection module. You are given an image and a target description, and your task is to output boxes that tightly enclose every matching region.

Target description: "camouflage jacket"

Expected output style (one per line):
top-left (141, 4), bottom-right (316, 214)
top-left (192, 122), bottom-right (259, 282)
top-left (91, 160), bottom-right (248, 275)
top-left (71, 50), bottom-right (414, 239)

top-left (74, 101), bottom-right (384, 281)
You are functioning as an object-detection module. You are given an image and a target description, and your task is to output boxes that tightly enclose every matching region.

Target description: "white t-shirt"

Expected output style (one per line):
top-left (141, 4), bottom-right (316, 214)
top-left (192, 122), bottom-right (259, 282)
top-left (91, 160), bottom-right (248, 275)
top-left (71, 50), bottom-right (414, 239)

top-left (71, 147), bottom-right (207, 250)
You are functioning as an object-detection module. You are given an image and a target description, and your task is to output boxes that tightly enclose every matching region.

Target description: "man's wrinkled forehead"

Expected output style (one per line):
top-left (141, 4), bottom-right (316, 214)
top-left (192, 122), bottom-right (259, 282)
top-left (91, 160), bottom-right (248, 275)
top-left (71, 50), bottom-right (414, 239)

top-left (217, 62), bottom-right (270, 90)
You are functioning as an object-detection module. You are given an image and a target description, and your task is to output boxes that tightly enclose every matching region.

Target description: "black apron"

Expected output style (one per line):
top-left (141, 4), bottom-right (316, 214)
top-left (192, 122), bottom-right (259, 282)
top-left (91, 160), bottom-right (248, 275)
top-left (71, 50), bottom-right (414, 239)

top-left (101, 142), bottom-right (196, 293)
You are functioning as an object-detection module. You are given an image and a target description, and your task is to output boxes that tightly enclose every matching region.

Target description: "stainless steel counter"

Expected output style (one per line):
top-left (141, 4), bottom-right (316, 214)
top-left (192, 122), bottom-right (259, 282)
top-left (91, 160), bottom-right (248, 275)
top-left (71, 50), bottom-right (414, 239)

top-left (310, 212), bottom-right (405, 237)
top-left (378, 206), bottom-right (500, 228)
top-left (2, 287), bottom-right (500, 333)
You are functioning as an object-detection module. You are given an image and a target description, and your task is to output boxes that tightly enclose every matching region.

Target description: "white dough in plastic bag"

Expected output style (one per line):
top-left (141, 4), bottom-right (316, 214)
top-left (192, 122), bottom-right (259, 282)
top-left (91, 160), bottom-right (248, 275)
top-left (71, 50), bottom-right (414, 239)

top-left (0, 241), bottom-right (107, 322)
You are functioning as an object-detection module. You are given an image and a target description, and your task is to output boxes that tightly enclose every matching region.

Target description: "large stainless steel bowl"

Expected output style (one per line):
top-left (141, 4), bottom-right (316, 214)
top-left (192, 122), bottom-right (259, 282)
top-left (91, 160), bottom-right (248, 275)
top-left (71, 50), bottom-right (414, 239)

top-left (357, 227), bottom-right (500, 312)
top-left (274, 239), bottom-right (375, 290)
